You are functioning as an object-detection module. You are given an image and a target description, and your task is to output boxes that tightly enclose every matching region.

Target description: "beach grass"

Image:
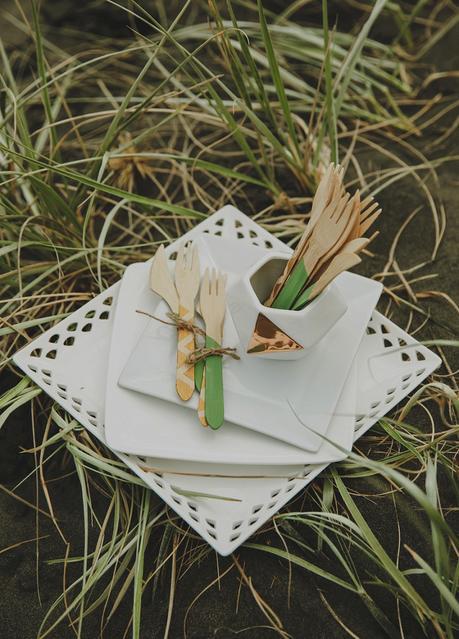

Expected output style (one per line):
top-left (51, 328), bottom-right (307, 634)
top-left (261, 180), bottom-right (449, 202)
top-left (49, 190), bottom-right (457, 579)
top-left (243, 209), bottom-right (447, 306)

top-left (0, 1), bottom-right (458, 637)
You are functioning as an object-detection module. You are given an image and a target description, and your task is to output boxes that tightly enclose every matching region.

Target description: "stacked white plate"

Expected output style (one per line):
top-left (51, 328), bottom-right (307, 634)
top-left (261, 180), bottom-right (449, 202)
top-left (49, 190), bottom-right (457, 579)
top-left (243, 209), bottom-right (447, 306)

top-left (13, 206), bottom-right (441, 555)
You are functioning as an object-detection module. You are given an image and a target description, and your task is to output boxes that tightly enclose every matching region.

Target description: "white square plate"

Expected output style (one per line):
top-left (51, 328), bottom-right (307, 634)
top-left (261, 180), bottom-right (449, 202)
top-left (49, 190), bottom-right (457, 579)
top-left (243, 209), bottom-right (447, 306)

top-left (116, 234), bottom-right (382, 451)
top-left (108, 260), bottom-right (358, 465)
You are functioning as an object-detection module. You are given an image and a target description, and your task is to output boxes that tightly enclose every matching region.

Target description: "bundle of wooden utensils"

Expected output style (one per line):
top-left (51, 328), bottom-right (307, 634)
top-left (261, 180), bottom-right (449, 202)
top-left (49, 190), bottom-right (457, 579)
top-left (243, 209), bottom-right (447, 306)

top-left (148, 242), bottom-right (230, 430)
top-left (264, 163), bottom-right (381, 310)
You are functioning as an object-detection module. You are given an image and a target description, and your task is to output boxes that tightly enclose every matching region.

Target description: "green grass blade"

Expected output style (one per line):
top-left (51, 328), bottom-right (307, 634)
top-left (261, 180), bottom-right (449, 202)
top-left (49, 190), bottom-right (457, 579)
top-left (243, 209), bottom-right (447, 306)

top-left (321, 0), bottom-right (338, 163)
top-left (257, 0), bottom-right (300, 160)
top-left (31, 1), bottom-right (59, 157)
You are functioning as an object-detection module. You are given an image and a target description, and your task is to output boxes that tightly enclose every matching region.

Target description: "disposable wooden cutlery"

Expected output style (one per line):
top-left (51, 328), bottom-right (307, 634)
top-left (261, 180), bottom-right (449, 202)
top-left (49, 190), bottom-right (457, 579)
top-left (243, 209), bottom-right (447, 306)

top-left (193, 301), bottom-right (208, 426)
top-left (175, 243), bottom-right (200, 400)
top-left (264, 163), bottom-right (344, 306)
top-left (293, 253), bottom-right (362, 309)
top-left (271, 192), bottom-right (354, 310)
top-left (308, 191), bottom-right (360, 279)
top-left (149, 244), bottom-right (178, 313)
top-left (264, 164), bottom-right (380, 311)
top-left (199, 269), bottom-right (227, 430)
top-left (149, 245), bottom-right (229, 427)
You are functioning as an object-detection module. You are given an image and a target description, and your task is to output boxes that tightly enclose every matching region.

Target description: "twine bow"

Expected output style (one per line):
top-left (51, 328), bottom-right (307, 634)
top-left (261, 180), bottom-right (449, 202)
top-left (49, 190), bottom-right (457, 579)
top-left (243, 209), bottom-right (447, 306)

top-left (186, 346), bottom-right (239, 364)
top-left (136, 309), bottom-right (206, 337)
top-left (135, 310), bottom-right (239, 363)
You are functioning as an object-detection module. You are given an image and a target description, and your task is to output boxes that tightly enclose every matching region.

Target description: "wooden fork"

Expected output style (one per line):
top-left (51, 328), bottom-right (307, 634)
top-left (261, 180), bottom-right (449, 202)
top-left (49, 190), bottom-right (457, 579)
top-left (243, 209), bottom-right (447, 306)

top-left (355, 195), bottom-right (381, 237)
top-left (174, 243), bottom-right (200, 401)
top-left (199, 269), bottom-right (227, 429)
top-left (308, 191), bottom-right (360, 280)
top-left (264, 163), bottom-right (344, 307)
top-left (294, 164), bottom-right (345, 263)
top-left (272, 190), bottom-right (353, 309)
top-left (149, 244), bottom-right (178, 313)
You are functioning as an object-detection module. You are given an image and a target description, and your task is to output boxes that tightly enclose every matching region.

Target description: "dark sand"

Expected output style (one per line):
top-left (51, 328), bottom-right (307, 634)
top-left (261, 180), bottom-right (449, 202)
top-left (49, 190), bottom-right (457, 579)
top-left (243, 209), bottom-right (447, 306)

top-left (1, 4), bottom-right (457, 638)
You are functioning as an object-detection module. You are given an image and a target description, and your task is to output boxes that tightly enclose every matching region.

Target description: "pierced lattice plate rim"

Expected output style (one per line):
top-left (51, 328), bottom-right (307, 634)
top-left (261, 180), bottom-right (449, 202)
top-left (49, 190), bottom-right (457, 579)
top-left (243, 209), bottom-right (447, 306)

top-left (12, 206), bottom-right (441, 555)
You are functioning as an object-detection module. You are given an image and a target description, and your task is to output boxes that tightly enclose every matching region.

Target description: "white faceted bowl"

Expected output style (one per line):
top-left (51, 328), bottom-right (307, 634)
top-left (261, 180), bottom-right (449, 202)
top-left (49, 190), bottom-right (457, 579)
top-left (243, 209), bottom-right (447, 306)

top-left (227, 252), bottom-right (348, 360)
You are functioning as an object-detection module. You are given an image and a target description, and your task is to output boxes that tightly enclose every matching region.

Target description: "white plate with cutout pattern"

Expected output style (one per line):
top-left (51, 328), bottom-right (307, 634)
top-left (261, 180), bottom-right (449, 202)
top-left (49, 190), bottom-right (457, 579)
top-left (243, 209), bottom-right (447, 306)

top-left (13, 206), bottom-right (441, 555)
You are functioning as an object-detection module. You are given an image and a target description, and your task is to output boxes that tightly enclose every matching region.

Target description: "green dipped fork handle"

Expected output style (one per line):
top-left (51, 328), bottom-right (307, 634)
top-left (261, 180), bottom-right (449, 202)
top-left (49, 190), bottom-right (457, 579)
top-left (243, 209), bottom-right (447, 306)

top-left (271, 260), bottom-right (309, 310)
top-left (203, 335), bottom-right (224, 429)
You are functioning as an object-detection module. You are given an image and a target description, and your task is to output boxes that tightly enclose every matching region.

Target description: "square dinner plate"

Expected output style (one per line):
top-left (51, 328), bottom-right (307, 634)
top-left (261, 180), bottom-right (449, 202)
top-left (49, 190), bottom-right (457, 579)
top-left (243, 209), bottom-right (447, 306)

top-left (118, 234), bottom-right (382, 451)
top-left (106, 229), bottom-right (381, 459)
top-left (107, 261), bottom-right (359, 465)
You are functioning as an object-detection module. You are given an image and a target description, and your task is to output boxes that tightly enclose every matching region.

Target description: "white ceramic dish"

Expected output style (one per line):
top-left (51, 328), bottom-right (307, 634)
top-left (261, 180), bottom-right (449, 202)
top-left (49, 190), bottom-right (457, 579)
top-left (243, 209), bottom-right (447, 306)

top-left (12, 205), bottom-right (442, 556)
top-left (111, 259), bottom-right (358, 465)
top-left (117, 235), bottom-right (381, 451)
top-left (227, 251), bottom-right (348, 359)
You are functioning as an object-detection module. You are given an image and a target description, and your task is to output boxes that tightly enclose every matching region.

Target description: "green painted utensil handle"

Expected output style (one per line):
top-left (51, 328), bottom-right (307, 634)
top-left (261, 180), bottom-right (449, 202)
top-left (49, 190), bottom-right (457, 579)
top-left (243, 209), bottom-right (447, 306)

top-left (194, 359), bottom-right (204, 391)
top-left (292, 283), bottom-right (314, 310)
top-left (204, 335), bottom-right (224, 429)
top-left (271, 261), bottom-right (309, 310)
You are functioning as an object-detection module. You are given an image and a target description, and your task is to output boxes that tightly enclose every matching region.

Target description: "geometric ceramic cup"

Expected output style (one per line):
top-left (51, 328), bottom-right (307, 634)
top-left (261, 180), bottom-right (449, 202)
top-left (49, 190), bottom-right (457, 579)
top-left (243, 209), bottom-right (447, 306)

top-left (227, 251), bottom-right (348, 360)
